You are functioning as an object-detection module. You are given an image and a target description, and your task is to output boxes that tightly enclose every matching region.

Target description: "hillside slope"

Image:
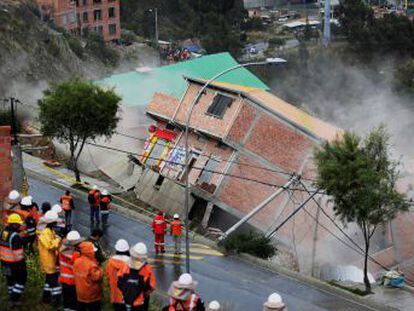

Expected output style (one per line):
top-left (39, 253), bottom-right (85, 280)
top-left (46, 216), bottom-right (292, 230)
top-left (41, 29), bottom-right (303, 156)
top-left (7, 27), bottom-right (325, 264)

top-left (0, 0), bottom-right (157, 99)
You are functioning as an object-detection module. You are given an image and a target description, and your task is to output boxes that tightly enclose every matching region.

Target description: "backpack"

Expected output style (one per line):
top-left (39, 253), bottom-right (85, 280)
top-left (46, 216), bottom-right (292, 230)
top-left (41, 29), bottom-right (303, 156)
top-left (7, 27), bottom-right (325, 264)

top-left (118, 264), bottom-right (147, 307)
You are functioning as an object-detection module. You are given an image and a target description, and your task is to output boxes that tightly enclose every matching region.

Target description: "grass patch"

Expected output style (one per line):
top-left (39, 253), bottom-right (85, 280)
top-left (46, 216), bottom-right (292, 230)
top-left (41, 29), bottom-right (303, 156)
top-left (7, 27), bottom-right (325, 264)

top-left (1, 252), bottom-right (162, 310)
top-left (328, 281), bottom-right (370, 296)
top-left (220, 231), bottom-right (276, 259)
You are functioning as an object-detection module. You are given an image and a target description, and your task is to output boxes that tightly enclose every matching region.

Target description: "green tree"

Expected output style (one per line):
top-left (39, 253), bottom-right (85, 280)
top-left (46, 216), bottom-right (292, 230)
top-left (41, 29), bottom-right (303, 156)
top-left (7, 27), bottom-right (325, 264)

top-left (39, 79), bottom-right (121, 182)
top-left (314, 127), bottom-right (409, 293)
top-left (395, 59), bottom-right (414, 94)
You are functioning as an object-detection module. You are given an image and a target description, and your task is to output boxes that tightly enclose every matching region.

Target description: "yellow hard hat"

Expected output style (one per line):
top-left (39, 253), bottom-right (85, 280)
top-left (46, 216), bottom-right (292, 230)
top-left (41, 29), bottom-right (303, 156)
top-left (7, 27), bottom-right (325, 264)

top-left (8, 213), bottom-right (23, 225)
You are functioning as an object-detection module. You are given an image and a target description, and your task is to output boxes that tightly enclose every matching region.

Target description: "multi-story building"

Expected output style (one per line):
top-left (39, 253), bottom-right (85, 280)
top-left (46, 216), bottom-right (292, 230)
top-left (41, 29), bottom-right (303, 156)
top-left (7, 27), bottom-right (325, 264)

top-left (35, 0), bottom-right (121, 42)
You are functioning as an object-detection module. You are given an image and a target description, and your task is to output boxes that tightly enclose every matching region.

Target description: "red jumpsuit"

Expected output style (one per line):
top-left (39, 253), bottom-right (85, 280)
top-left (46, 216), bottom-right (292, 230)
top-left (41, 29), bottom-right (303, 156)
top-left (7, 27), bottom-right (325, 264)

top-left (152, 213), bottom-right (167, 253)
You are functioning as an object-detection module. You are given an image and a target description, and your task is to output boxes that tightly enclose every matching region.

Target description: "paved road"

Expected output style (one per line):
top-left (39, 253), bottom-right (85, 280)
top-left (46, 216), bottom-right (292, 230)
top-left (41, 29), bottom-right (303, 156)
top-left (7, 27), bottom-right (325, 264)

top-left (29, 177), bottom-right (375, 311)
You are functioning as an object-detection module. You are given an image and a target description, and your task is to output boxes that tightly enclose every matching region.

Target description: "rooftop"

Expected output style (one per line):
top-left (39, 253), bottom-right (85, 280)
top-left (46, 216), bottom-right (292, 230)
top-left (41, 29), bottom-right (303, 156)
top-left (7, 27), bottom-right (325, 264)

top-left (97, 52), bottom-right (269, 107)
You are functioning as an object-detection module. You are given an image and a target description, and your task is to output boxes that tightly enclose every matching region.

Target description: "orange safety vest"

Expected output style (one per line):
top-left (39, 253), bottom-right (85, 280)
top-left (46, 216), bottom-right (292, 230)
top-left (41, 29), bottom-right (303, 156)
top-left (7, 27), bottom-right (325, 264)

top-left (106, 255), bottom-right (129, 304)
top-left (170, 220), bottom-right (182, 236)
top-left (168, 293), bottom-right (201, 311)
top-left (0, 230), bottom-right (24, 263)
top-left (60, 195), bottom-right (73, 211)
top-left (58, 250), bottom-right (80, 285)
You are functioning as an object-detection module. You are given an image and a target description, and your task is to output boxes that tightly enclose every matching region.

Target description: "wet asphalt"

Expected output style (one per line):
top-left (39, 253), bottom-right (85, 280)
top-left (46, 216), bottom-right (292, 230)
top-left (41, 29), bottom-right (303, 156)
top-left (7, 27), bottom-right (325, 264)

top-left (28, 177), bottom-right (374, 311)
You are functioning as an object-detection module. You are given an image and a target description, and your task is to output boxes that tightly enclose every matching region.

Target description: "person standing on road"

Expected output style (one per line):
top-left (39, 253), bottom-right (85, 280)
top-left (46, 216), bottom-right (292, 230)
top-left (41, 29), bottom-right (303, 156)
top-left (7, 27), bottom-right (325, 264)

top-left (107, 239), bottom-right (130, 311)
top-left (100, 190), bottom-right (112, 228)
top-left (58, 230), bottom-right (83, 311)
top-left (38, 210), bottom-right (62, 307)
top-left (263, 293), bottom-right (287, 311)
top-left (60, 190), bottom-right (75, 230)
top-left (152, 211), bottom-right (167, 253)
top-left (0, 214), bottom-right (26, 308)
top-left (73, 241), bottom-right (104, 311)
top-left (170, 214), bottom-right (182, 255)
top-left (117, 242), bottom-right (156, 311)
top-left (88, 186), bottom-right (101, 228)
top-left (164, 273), bottom-right (205, 311)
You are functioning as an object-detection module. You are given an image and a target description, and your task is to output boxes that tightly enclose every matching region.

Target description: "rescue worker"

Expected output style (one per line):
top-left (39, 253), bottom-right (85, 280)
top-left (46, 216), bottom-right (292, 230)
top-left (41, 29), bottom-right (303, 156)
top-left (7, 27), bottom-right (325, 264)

top-left (2, 190), bottom-right (21, 224)
top-left (52, 204), bottom-right (67, 238)
top-left (164, 273), bottom-right (205, 311)
top-left (263, 293), bottom-right (287, 311)
top-left (152, 211), bottom-right (167, 253)
top-left (207, 301), bottom-right (220, 311)
top-left (170, 214), bottom-right (182, 255)
top-left (36, 202), bottom-right (52, 236)
top-left (58, 230), bottom-right (83, 311)
top-left (73, 241), bottom-right (104, 311)
top-left (38, 210), bottom-right (62, 306)
top-left (117, 242), bottom-right (156, 311)
top-left (88, 185), bottom-right (101, 227)
top-left (100, 190), bottom-right (112, 228)
top-left (16, 196), bottom-right (36, 253)
top-left (0, 214), bottom-right (26, 307)
top-left (60, 190), bottom-right (75, 229)
top-left (88, 228), bottom-right (106, 265)
top-left (107, 239), bottom-right (130, 311)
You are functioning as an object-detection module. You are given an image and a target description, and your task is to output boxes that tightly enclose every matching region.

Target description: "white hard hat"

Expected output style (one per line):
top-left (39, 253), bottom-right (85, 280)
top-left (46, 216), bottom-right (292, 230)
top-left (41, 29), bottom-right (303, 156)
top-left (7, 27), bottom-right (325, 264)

top-left (179, 273), bottom-right (193, 286)
top-left (20, 196), bottom-right (32, 206)
top-left (263, 292), bottom-right (284, 308)
top-left (52, 204), bottom-right (63, 214)
top-left (101, 190), bottom-right (109, 196)
top-left (67, 230), bottom-right (81, 241)
top-left (173, 213), bottom-right (179, 219)
top-left (28, 195), bottom-right (33, 201)
top-left (130, 242), bottom-right (147, 258)
top-left (208, 301), bottom-right (220, 310)
top-left (44, 210), bottom-right (58, 223)
top-left (115, 239), bottom-right (130, 252)
top-left (92, 185), bottom-right (98, 190)
top-left (8, 190), bottom-right (20, 202)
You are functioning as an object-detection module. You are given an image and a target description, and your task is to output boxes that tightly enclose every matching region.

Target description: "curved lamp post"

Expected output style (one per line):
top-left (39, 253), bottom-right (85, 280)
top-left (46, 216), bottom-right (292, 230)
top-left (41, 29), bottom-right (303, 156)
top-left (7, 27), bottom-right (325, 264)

top-left (183, 57), bottom-right (287, 272)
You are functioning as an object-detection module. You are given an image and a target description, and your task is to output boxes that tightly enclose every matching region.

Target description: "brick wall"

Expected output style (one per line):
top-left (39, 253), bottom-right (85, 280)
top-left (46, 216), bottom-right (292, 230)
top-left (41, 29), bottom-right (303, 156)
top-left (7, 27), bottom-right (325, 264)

top-left (0, 126), bottom-right (12, 206)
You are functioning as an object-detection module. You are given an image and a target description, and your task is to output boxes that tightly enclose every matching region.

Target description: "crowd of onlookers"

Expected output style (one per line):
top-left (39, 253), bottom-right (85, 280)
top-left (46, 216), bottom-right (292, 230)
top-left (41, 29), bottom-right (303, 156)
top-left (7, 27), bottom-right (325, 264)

top-left (1, 189), bottom-right (288, 310)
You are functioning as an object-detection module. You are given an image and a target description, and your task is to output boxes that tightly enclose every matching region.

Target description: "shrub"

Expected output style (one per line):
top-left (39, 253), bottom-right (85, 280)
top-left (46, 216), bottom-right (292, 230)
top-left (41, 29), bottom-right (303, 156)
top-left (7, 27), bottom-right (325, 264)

top-left (221, 231), bottom-right (276, 259)
top-left (85, 33), bottom-right (120, 66)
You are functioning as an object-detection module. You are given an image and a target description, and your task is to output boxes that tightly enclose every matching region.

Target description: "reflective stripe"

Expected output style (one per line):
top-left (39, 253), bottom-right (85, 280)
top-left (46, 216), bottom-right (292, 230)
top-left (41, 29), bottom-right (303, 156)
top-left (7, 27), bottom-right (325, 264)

top-left (101, 210), bottom-right (109, 215)
top-left (15, 284), bottom-right (24, 289)
top-left (0, 246), bottom-right (24, 262)
top-left (12, 288), bottom-right (23, 294)
top-left (60, 273), bottom-right (74, 279)
top-left (189, 294), bottom-right (198, 311)
top-left (59, 261), bottom-right (73, 269)
top-left (154, 220), bottom-right (165, 224)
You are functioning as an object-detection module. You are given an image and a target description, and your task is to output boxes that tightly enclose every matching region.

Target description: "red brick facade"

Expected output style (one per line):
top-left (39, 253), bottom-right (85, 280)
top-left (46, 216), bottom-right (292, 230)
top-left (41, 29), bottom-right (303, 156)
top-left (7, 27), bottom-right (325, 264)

top-left (0, 126), bottom-right (12, 207)
top-left (35, 0), bottom-right (121, 42)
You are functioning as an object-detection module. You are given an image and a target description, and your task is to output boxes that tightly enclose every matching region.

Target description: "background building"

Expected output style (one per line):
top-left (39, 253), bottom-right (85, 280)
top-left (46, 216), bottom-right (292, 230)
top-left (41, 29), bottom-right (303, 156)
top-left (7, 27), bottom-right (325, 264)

top-left (35, 0), bottom-right (121, 42)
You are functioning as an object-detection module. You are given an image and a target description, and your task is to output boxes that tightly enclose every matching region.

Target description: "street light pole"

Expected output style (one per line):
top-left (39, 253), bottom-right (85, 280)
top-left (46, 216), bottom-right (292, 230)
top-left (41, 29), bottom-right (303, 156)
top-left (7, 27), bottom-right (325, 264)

top-left (183, 58), bottom-right (287, 273)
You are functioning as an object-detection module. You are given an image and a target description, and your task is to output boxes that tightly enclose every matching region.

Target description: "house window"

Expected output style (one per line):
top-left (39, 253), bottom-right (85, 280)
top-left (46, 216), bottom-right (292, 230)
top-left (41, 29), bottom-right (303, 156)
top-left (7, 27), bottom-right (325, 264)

top-left (206, 94), bottom-right (233, 118)
top-left (197, 156), bottom-right (220, 184)
top-left (108, 7), bottom-right (116, 18)
top-left (94, 25), bottom-right (103, 35)
top-left (154, 175), bottom-right (165, 189)
top-left (94, 9), bottom-right (102, 21)
top-left (109, 24), bottom-right (117, 35)
top-left (83, 12), bottom-right (88, 22)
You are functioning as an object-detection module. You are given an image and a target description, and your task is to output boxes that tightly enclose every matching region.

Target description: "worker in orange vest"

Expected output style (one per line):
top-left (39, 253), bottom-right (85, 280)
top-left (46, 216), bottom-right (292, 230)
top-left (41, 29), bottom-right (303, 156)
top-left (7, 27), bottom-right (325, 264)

top-left (99, 190), bottom-right (112, 228)
top-left (58, 230), bottom-right (83, 311)
top-left (170, 214), bottom-right (182, 255)
top-left (2, 190), bottom-right (21, 225)
top-left (60, 190), bottom-right (75, 229)
top-left (164, 273), bottom-right (205, 311)
top-left (107, 239), bottom-right (130, 311)
top-left (0, 214), bottom-right (26, 307)
top-left (88, 186), bottom-right (101, 228)
top-left (117, 242), bottom-right (156, 311)
top-left (151, 211), bottom-right (167, 253)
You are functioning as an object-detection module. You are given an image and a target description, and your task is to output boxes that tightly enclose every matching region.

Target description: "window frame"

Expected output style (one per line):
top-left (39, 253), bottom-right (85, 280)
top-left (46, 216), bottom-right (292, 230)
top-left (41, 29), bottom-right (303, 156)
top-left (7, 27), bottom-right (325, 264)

top-left (205, 93), bottom-right (234, 119)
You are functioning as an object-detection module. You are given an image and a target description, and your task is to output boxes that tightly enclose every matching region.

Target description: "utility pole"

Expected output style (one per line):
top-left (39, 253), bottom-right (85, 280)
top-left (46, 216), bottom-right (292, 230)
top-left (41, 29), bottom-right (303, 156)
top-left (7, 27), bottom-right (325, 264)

top-left (311, 199), bottom-right (321, 277)
top-left (149, 8), bottom-right (159, 47)
top-left (323, 0), bottom-right (331, 47)
top-left (3, 97), bottom-right (19, 145)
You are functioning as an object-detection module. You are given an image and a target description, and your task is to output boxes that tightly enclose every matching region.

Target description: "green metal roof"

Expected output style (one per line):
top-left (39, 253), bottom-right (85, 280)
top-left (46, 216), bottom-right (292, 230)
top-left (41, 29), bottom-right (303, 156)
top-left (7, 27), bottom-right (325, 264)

top-left (97, 52), bottom-right (269, 107)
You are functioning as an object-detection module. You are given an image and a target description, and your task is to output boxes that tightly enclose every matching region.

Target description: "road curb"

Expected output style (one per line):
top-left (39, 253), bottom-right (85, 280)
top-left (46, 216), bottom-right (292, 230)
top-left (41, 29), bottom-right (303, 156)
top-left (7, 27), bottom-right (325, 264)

top-left (238, 253), bottom-right (398, 311)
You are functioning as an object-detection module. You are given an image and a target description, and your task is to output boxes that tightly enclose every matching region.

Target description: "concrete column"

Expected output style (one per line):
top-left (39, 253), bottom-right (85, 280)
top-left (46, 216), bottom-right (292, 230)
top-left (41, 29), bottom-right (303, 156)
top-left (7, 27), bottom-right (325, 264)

top-left (202, 202), bottom-right (214, 228)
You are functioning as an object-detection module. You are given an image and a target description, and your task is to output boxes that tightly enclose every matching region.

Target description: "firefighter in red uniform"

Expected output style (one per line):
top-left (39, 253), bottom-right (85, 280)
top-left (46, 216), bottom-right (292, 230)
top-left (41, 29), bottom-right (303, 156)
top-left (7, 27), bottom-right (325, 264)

top-left (60, 190), bottom-right (75, 230)
top-left (0, 214), bottom-right (27, 307)
top-left (152, 211), bottom-right (167, 253)
top-left (58, 230), bottom-right (83, 311)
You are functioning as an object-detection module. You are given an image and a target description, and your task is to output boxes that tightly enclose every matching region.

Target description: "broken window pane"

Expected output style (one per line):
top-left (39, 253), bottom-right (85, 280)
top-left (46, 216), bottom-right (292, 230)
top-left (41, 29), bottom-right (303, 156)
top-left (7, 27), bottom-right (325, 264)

top-left (206, 94), bottom-right (233, 118)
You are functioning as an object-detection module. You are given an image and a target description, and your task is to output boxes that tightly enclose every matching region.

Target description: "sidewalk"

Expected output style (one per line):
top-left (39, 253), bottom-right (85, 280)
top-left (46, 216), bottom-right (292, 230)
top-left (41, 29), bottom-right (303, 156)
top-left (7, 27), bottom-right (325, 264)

top-left (369, 286), bottom-right (414, 311)
top-left (23, 152), bottom-right (121, 194)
